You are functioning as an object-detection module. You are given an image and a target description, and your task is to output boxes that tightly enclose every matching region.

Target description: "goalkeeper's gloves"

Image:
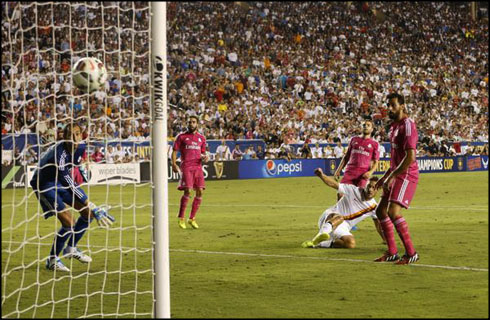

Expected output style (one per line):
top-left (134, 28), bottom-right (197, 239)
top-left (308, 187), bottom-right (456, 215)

top-left (79, 165), bottom-right (90, 183)
top-left (89, 202), bottom-right (115, 228)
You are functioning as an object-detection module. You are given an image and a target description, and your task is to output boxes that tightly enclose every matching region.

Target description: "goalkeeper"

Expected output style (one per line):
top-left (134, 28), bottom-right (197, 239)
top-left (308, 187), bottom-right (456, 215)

top-left (30, 123), bottom-right (115, 272)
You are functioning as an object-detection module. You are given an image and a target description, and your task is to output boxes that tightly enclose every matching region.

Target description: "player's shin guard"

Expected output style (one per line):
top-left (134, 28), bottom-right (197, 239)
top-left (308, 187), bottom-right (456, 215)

top-left (394, 217), bottom-right (416, 256)
top-left (189, 197), bottom-right (202, 220)
top-left (178, 195), bottom-right (190, 218)
top-left (50, 226), bottom-right (73, 257)
top-left (66, 216), bottom-right (92, 248)
top-left (380, 217), bottom-right (398, 255)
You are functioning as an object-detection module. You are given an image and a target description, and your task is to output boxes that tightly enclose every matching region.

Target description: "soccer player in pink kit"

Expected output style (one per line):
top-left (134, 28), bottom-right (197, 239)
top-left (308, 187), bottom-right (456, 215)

top-left (171, 115), bottom-right (208, 229)
top-left (334, 120), bottom-right (379, 200)
top-left (374, 93), bottom-right (419, 264)
top-left (334, 121), bottom-right (379, 205)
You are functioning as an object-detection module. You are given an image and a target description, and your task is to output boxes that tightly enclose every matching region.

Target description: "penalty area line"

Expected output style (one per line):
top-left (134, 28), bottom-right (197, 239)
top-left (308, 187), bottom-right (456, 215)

top-left (170, 248), bottom-right (489, 272)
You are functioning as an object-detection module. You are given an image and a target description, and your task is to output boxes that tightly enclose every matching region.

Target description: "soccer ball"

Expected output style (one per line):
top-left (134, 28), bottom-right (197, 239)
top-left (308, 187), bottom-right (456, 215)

top-left (72, 57), bottom-right (108, 93)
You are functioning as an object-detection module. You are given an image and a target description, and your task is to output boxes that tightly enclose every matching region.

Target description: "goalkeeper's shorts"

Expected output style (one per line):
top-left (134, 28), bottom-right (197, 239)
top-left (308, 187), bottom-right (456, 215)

top-left (31, 182), bottom-right (88, 219)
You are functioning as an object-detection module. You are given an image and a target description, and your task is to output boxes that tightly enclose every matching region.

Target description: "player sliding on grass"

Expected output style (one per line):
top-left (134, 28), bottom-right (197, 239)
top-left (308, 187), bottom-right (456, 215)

top-left (172, 115), bottom-right (209, 229)
top-left (30, 123), bottom-right (115, 272)
top-left (301, 168), bottom-right (385, 249)
top-left (374, 93), bottom-right (419, 264)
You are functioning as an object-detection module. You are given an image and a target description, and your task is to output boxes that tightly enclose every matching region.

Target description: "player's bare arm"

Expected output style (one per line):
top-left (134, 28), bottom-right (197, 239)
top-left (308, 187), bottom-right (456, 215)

top-left (362, 159), bottom-right (379, 179)
top-left (171, 149), bottom-right (180, 173)
top-left (375, 169), bottom-right (391, 189)
top-left (201, 153), bottom-right (209, 163)
top-left (334, 151), bottom-right (349, 180)
top-left (314, 168), bottom-right (339, 190)
top-left (382, 148), bottom-right (416, 192)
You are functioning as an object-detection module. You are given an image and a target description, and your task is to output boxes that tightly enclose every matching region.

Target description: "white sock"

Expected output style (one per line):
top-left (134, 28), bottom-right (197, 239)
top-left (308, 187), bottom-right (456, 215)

top-left (320, 222), bottom-right (333, 234)
top-left (318, 240), bottom-right (333, 248)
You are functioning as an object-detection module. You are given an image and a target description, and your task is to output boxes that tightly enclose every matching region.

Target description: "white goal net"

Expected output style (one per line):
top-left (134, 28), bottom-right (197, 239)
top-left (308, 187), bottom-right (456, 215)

top-left (1, 2), bottom-right (157, 318)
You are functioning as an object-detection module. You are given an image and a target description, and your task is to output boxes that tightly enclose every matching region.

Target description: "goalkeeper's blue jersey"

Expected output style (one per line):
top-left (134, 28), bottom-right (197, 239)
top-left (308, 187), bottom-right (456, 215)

top-left (30, 142), bottom-right (87, 202)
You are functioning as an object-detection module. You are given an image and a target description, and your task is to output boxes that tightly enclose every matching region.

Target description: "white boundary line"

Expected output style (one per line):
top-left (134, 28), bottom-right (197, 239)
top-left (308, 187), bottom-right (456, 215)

top-left (2, 241), bottom-right (487, 273)
top-left (165, 203), bottom-right (489, 211)
top-left (170, 249), bottom-right (489, 272)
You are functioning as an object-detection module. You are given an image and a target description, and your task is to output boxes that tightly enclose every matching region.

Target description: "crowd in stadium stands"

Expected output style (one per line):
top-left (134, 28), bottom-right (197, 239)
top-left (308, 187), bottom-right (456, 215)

top-left (1, 2), bottom-right (152, 146)
top-left (166, 2), bottom-right (488, 151)
top-left (2, 2), bottom-right (489, 164)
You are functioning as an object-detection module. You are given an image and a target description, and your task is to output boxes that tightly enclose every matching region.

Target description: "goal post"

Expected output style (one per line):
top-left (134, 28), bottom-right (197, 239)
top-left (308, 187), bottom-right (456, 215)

top-left (150, 2), bottom-right (171, 319)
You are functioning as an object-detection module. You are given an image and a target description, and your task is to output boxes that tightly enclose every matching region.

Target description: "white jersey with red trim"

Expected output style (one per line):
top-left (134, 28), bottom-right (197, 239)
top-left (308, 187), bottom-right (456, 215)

top-left (329, 183), bottom-right (377, 228)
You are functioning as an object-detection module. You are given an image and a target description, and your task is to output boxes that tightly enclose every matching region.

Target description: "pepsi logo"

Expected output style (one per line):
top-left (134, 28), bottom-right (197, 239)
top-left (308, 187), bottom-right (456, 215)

top-left (265, 160), bottom-right (277, 175)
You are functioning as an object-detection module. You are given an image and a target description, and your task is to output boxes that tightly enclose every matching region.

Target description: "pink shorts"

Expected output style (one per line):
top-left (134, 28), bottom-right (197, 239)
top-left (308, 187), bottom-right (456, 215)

top-left (382, 177), bottom-right (418, 209)
top-left (341, 171), bottom-right (368, 188)
top-left (178, 166), bottom-right (205, 191)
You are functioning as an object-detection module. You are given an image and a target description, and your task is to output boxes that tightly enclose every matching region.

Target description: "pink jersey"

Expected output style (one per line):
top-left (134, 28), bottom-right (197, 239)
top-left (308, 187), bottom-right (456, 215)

top-left (344, 136), bottom-right (380, 172)
top-left (389, 117), bottom-right (419, 182)
top-left (173, 131), bottom-right (206, 169)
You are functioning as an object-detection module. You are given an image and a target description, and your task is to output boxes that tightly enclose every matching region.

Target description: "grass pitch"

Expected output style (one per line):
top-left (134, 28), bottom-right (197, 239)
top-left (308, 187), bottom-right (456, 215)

top-left (2, 171), bottom-right (488, 318)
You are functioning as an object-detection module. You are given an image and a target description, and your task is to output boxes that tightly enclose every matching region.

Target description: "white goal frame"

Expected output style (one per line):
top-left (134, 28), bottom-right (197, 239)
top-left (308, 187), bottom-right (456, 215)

top-left (150, 2), bottom-right (170, 318)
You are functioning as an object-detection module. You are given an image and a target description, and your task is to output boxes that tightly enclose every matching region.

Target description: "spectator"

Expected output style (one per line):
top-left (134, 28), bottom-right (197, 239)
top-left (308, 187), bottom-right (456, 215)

top-left (333, 141), bottom-right (344, 159)
top-left (231, 144), bottom-right (244, 160)
top-left (323, 145), bottom-right (334, 158)
top-left (91, 146), bottom-right (104, 163)
top-left (311, 142), bottom-right (323, 159)
top-left (378, 144), bottom-right (386, 158)
top-left (256, 145), bottom-right (265, 160)
top-left (215, 140), bottom-right (232, 160)
top-left (243, 146), bottom-right (257, 160)
top-left (205, 145), bottom-right (216, 162)
top-left (298, 142), bottom-right (312, 159)
top-left (278, 146), bottom-right (292, 161)
top-left (105, 145), bottom-right (115, 164)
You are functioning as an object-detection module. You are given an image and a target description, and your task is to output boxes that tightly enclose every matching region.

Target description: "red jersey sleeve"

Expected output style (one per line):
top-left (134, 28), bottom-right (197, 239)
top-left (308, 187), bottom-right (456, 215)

top-left (403, 119), bottom-right (418, 151)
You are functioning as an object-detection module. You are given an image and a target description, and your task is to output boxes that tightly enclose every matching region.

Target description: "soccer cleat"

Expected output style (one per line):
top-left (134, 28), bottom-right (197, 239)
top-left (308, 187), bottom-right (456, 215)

top-left (374, 251), bottom-right (400, 262)
top-left (311, 232), bottom-right (330, 246)
top-left (301, 240), bottom-right (315, 248)
top-left (395, 253), bottom-right (419, 265)
top-left (63, 246), bottom-right (92, 263)
top-left (178, 219), bottom-right (187, 229)
top-left (187, 219), bottom-right (199, 229)
top-left (46, 257), bottom-right (70, 272)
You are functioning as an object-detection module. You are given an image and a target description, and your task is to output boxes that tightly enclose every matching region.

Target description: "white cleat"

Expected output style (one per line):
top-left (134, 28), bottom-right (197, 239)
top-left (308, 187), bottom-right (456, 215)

top-left (46, 257), bottom-right (70, 272)
top-left (63, 246), bottom-right (93, 263)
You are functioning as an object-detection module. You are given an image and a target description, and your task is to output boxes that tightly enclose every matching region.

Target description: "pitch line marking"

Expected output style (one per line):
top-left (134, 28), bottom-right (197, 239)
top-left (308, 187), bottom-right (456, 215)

top-left (168, 203), bottom-right (488, 211)
top-left (170, 249), bottom-right (489, 272)
top-left (3, 241), bottom-right (486, 273)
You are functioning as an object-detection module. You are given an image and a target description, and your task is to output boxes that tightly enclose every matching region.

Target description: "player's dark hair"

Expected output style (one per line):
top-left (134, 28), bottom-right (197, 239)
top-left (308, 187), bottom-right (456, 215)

top-left (63, 122), bottom-right (80, 139)
top-left (387, 93), bottom-right (404, 105)
top-left (369, 176), bottom-right (379, 182)
top-left (189, 115), bottom-right (199, 122)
